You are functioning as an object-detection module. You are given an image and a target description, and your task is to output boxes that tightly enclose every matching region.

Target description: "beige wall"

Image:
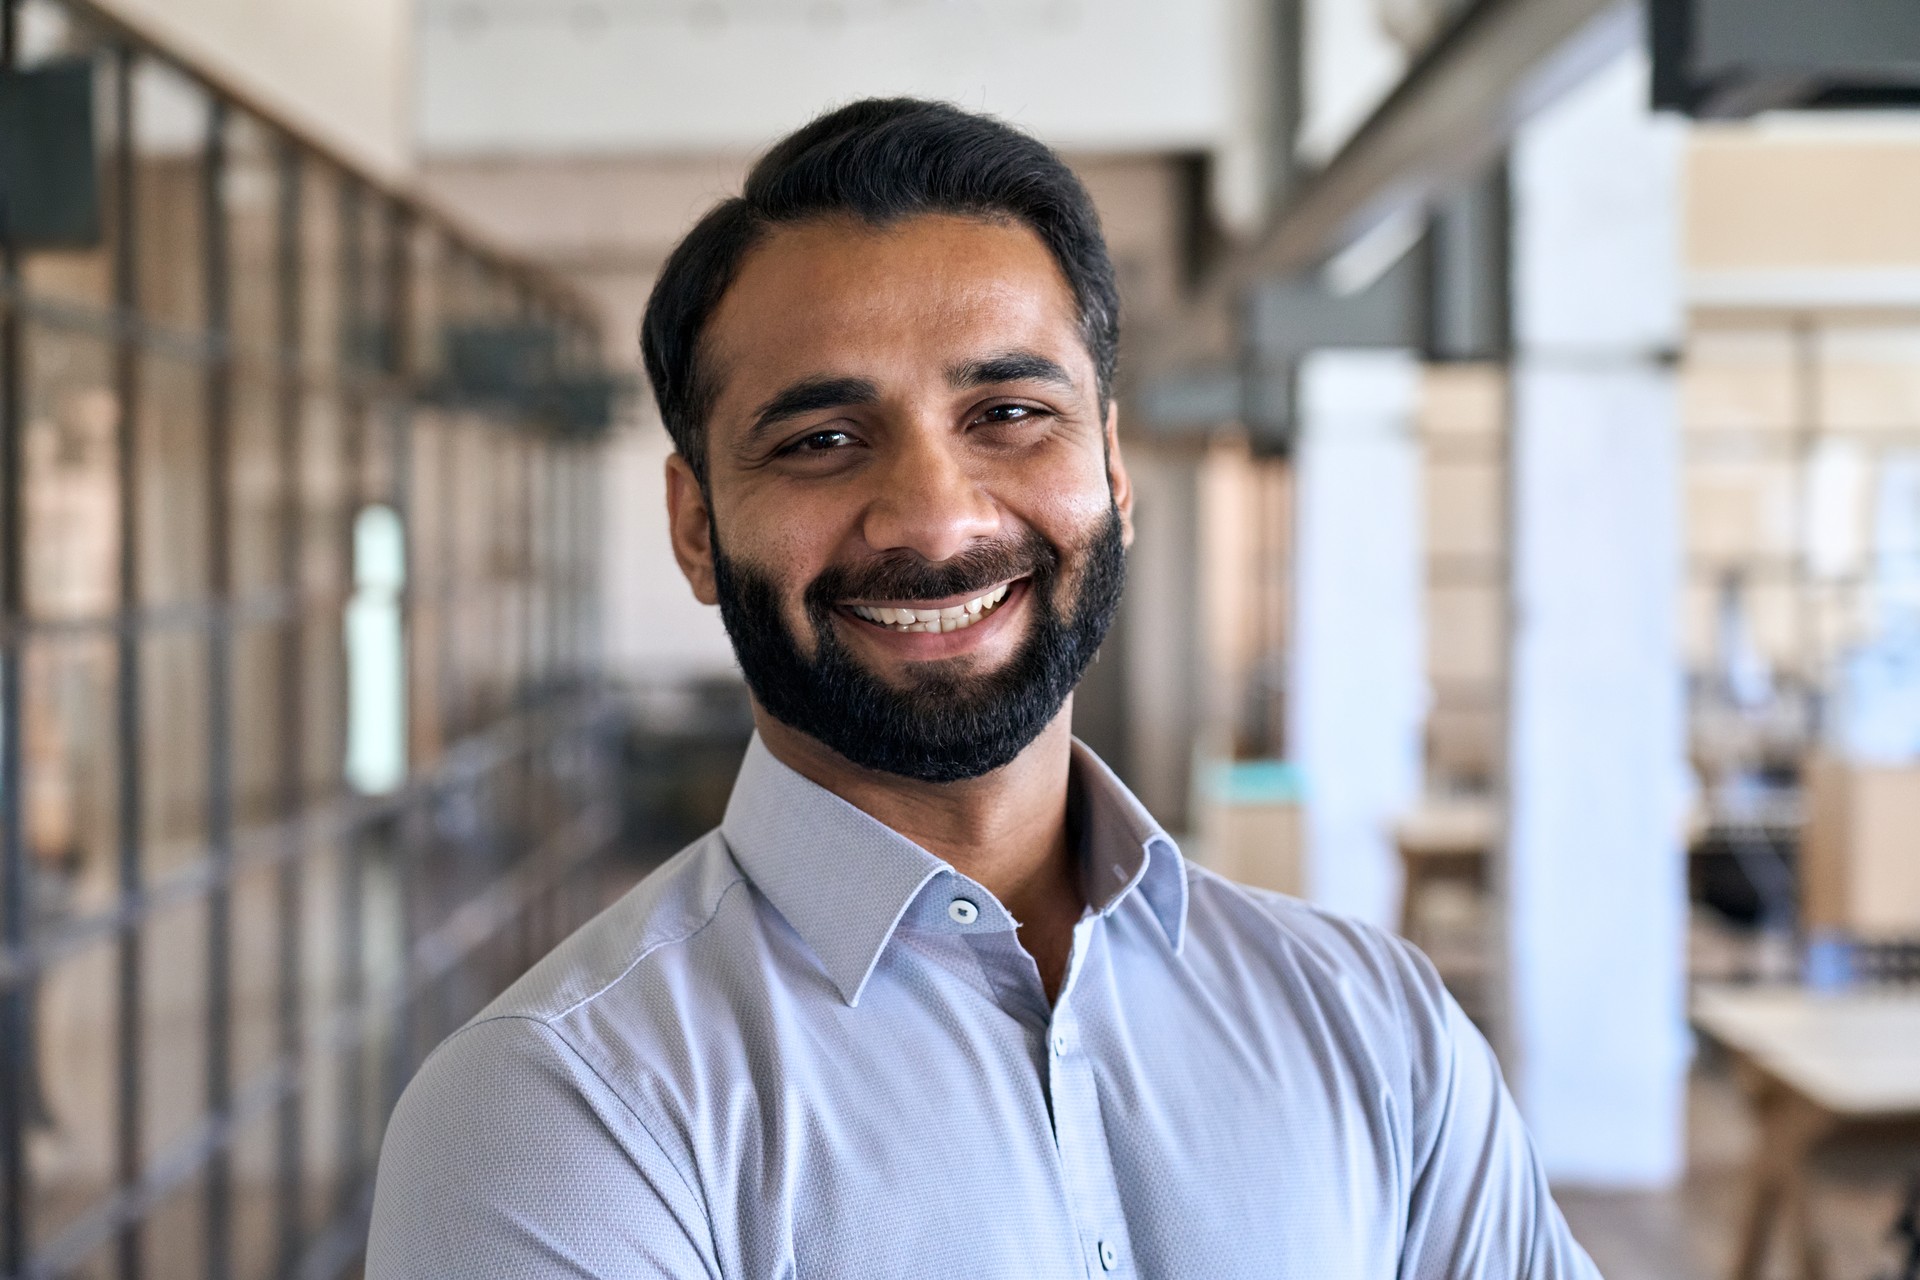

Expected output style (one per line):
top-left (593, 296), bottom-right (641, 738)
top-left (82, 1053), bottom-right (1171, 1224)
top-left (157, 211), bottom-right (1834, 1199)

top-left (1689, 128), bottom-right (1920, 272)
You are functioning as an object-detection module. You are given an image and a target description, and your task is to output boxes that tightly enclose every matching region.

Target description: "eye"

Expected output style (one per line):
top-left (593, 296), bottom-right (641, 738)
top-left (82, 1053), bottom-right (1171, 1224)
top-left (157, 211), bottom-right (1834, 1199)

top-left (974, 403), bottom-right (1049, 427)
top-left (781, 428), bottom-right (858, 455)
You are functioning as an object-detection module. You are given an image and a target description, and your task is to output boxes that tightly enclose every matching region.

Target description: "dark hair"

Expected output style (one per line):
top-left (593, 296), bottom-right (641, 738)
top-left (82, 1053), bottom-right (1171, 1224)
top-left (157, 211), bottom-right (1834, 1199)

top-left (640, 97), bottom-right (1120, 485)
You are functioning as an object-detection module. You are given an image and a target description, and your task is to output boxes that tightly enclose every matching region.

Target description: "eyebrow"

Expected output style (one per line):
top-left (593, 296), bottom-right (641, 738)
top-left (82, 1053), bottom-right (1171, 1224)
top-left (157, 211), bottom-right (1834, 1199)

top-left (742, 375), bottom-right (880, 450)
top-left (736, 352), bottom-right (1075, 454)
top-left (947, 351), bottom-right (1076, 392)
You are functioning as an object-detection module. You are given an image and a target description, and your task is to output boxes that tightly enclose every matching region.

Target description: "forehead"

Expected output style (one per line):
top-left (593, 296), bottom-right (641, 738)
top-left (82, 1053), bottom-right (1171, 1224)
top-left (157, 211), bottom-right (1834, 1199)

top-left (702, 214), bottom-right (1089, 398)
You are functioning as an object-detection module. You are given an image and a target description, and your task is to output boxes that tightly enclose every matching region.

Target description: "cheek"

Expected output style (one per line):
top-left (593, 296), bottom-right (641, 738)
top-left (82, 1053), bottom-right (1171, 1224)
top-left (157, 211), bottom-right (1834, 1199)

top-left (715, 491), bottom-right (849, 646)
top-left (994, 458), bottom-right (1116, 615)
top-left (999, 449), bottom-right (1115, 549)
top-left (721, 479), bottom-right (861, 559)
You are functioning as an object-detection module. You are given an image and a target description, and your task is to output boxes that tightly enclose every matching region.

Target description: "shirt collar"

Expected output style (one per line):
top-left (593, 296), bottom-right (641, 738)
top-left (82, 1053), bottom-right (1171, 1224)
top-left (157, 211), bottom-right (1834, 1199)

top-left (1071, 740), bottom-right (1189, 950)
top-left (720, 735), bottom-right (1188, 1008)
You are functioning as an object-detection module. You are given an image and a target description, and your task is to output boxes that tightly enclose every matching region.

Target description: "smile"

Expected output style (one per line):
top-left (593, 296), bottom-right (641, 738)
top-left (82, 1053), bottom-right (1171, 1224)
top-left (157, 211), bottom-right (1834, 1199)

top-left (847, 582), bottom-right (1014, 634)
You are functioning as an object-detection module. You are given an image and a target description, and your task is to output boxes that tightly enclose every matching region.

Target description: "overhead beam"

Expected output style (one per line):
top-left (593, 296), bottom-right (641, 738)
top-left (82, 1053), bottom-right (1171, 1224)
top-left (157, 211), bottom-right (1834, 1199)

top-left (1134, 247), bottom-right (1428, 441)
top-left (1246, 0), bottom-right (1635, 281)
top-left (1133, 0), bottom-right (1638, 384)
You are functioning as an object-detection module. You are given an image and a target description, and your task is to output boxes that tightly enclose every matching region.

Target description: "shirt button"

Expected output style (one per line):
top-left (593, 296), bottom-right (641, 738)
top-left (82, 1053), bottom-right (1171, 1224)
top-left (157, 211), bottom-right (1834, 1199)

top-left (948, 898), bottom-right (979, 925)
top-left (1051, 1029), bottom-right (1068, 1055)
top-left (1098, 1239), bottom-right (1119, 1271)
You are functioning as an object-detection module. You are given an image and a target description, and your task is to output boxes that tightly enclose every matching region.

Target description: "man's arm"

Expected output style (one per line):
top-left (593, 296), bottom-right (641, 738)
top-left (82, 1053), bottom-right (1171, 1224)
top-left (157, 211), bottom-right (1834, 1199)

top-left (367, 1016), bottom-right (717, 1279)
top-left (1394, 945), bottom-right (1602, 1280)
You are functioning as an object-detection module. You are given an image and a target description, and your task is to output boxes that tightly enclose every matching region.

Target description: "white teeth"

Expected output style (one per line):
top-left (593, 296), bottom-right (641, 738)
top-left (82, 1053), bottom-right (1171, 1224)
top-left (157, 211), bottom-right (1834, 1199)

top-left (850, 582), bottom-right (1014, 633)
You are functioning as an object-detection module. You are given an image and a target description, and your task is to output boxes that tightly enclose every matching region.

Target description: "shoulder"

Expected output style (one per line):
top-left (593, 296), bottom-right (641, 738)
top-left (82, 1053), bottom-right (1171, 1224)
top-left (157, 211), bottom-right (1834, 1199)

top-left (1179, 861), bottom-right (1454, 1048)
top-left (373, 833), bottom-right (752, 1229)
top-left (394, 829), bottom-right (760, 1127)
top-left (400, 824), bottom-right (821, 1141)
top-left (370, 1014), bottom-right (720, 1278)
top-left (473, 828), bottom-right (750, 1026)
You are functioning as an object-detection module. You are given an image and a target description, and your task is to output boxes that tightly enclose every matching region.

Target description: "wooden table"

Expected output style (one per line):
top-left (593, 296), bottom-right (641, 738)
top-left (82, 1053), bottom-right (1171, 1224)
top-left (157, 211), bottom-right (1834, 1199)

top-left (1392, 798), bottom-right (1796, 947)
top-left (1691, 984), bottom-right (1920, 1280)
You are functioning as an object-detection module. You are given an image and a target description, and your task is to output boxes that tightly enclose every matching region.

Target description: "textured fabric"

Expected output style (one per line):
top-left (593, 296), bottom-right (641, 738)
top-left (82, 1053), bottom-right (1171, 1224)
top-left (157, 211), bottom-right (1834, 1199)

top-left (368, 736), bottom-right (1600, 1279)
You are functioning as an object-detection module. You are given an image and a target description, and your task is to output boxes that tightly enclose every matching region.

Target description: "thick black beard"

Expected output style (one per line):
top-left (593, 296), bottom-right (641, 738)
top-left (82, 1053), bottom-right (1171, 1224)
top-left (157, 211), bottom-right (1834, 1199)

top-left (712, 508), bottom-right (1127, 783)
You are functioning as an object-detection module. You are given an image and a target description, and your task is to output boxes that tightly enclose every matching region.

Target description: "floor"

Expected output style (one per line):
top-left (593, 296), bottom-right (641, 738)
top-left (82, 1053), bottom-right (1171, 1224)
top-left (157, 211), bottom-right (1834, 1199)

top-left (1557, 1059), bottom-right (1916, 1280)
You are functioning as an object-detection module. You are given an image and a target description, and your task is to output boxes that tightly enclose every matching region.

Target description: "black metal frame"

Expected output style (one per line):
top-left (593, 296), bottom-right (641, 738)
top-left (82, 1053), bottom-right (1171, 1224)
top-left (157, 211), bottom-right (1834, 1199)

top-left (1650, 0), bottom-right (1920, 118)
top-left (0, 2), bottom-right (620, 1275)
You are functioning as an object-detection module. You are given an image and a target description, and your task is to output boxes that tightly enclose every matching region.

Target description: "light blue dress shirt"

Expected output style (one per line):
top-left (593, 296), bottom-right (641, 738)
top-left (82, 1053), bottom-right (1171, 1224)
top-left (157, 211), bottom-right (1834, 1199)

top-left (368, 736), bottom-right (1599, 1278)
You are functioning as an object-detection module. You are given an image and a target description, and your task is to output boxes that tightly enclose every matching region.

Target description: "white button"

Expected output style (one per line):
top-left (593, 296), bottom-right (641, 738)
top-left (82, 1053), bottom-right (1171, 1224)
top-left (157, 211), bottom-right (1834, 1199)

top-left (1051, 1029), bottom-right (1068, 1055)
top-left (948, 898), bottom-right (979, 925)
top-left (1098, 1240), bottom-right (1119, 1271)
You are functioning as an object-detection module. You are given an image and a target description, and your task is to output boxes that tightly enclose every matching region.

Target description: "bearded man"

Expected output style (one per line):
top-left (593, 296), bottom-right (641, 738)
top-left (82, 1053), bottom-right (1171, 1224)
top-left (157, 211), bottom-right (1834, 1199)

top-left (368, 98), bottom-right (1599, 1279)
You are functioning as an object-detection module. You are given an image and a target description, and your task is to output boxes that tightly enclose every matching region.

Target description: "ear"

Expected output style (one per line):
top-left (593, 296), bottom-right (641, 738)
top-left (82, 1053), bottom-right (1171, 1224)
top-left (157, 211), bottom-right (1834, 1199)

top-left (1103, 401), bottom-right (1135, 548)
top-left (665, 452), bottom-right (719, 605)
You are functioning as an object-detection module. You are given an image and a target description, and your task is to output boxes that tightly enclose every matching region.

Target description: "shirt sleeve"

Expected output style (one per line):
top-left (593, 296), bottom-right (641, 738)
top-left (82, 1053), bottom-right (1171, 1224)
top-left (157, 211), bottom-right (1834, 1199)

top-left (366, 1015), bottom-right (718, 1280)
top-left (1393, 945), bottom-right (1603, 1280)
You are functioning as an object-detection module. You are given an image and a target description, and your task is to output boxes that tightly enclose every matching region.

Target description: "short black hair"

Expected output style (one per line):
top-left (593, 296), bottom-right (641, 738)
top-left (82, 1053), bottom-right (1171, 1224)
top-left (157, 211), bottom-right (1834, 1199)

top-left (640, 97), bottom-right (1120, 485)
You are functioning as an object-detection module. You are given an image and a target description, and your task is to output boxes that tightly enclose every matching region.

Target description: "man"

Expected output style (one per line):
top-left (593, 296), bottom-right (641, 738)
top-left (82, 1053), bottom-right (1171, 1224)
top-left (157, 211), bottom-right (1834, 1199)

top-left (368, 99), bottom-right (1599, 1279)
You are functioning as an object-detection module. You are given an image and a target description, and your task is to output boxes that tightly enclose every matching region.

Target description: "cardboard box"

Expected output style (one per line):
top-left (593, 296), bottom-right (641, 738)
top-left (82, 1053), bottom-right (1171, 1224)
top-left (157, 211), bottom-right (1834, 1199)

top-left (1802, 755), bottom-right (1920, 938)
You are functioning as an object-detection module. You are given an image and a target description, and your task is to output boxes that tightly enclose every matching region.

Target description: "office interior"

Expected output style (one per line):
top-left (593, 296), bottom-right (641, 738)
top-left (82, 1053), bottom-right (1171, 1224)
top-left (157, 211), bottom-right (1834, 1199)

top-left (2, 0), bottom-right (1919, 1276)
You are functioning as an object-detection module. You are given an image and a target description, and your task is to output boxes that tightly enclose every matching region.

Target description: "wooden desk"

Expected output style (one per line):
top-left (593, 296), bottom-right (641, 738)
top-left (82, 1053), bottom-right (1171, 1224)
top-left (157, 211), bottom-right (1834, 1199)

top-left (1692, 985), bottom-right (1920, 1280)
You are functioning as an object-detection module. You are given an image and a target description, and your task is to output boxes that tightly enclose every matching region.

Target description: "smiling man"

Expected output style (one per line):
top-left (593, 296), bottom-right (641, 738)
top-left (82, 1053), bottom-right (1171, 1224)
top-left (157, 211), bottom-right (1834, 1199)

top-left (367, 100), bottom-right (1599, 1279)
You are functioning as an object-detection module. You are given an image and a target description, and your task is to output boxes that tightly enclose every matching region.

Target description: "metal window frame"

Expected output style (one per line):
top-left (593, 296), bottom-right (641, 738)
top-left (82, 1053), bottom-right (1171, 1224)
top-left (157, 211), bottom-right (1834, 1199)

top-left (0, 2), bottom-right (621, 1276)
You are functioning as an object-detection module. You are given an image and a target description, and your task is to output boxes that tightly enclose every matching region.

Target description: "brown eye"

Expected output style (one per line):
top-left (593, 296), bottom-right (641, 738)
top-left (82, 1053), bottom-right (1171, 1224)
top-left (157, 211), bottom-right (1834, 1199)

top-left (787, 429), bottom-right (856, 453)
top-left (976, 404), bottom-right (1044, 425)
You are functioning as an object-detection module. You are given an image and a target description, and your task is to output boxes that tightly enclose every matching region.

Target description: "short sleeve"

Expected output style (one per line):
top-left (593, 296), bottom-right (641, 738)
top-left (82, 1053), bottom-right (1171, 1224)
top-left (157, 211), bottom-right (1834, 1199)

top-left (1394, 946), bottom-right (1602, 1280)
top-left (366, 1016), bottom-right (717, 1280)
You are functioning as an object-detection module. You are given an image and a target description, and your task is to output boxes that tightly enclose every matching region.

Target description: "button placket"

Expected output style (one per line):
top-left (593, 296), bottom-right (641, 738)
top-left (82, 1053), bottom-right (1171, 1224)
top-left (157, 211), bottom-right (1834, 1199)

top-left (1043, 927), bottom-right (1134, 1279)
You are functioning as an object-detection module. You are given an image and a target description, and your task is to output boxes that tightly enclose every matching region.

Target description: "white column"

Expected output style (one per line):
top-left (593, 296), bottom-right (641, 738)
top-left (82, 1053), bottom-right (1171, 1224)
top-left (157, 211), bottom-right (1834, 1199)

top-left (1289, 349), bottom-right (1425, 928)
top-left (1505, 50), bottom-right (1689, 1186)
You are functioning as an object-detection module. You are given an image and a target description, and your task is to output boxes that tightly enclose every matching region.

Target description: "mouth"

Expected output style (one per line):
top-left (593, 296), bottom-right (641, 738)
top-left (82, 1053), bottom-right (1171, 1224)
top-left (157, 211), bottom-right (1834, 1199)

top-left (844, 581), bottom-right (1016, 635)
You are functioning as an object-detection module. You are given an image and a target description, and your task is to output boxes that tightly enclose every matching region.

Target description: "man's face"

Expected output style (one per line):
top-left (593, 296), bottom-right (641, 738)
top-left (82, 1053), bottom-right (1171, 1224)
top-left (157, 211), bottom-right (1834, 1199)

top-left (664, 213), bottom-right (1133, 782)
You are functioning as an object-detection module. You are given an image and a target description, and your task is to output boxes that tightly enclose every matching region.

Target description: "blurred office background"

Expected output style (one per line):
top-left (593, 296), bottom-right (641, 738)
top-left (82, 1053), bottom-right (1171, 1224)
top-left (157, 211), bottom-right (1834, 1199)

top-left (4, 0), bottom-right (1920, 1276)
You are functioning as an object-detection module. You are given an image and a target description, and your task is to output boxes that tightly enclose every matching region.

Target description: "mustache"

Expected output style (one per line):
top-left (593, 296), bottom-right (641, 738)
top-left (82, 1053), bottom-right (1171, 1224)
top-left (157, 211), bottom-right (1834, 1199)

top-left (804, 530), bottom-right (1057, 614)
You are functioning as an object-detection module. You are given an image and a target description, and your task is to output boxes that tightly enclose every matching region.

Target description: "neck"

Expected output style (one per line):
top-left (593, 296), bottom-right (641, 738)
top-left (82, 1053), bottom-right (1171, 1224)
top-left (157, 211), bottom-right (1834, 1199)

top-left (753, 701), bottom-right (1085, 998)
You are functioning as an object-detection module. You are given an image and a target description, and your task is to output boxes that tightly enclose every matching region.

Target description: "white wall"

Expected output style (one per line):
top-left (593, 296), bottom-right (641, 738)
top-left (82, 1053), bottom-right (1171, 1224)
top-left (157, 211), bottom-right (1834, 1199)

top-left (601, 422), bottom-right (739, 685)
top-left (1297, 0), bottom-right (1407, 164)
top-left (92, 0), bottom-right (413, 177)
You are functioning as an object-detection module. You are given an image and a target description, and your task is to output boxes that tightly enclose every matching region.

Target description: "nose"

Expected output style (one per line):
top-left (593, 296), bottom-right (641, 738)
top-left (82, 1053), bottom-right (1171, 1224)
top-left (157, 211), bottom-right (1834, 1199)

top-left (858, 429), bottom-right (1001, 564)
